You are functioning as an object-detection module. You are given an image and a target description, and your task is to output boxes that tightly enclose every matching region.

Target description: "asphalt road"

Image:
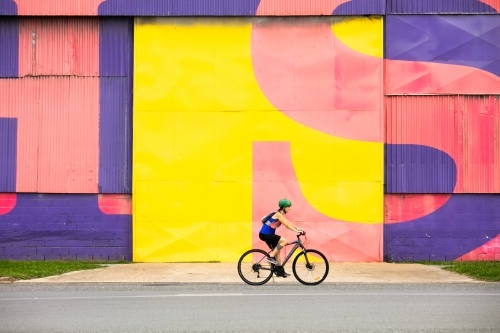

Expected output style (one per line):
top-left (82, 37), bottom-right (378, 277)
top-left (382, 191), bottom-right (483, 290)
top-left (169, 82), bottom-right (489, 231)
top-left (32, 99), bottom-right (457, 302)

top-left (0, 283), bottom-right (499, 333)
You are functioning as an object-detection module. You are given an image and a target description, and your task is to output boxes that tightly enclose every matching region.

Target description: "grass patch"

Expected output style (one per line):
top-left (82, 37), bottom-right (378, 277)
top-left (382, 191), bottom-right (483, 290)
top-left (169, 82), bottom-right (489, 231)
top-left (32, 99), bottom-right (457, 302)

top-left (417, 261), bottom-right (500, 282)
top-left (0, 260), bottom-right (129, 280)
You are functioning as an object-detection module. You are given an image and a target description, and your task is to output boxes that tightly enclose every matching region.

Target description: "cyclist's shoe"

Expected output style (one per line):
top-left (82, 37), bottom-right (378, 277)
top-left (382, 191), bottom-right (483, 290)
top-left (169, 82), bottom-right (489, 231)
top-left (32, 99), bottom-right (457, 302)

top-left (276, 269), bottom-right (290, 278)
top-left (274, 266), bottom-right (290, 278)
top-left (266, 257), bottom-right (278, 265)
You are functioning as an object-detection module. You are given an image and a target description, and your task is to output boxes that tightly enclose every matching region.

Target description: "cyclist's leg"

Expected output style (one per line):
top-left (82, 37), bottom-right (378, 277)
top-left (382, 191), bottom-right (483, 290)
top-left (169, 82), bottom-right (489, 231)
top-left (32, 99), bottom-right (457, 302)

top-left (271, 237), bottom-right (287, 265)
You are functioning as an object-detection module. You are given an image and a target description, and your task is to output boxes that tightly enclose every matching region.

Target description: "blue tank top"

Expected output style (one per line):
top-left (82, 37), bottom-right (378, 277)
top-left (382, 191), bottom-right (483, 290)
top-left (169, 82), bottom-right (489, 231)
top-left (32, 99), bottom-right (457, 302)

top-left (260, 215), bottom-right (281, 235)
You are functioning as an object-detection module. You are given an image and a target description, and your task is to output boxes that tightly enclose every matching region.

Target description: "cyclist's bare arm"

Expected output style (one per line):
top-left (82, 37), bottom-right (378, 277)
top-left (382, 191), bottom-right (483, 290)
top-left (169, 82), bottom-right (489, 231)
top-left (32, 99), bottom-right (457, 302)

top-left (275, 212), bottom-right (303, 233)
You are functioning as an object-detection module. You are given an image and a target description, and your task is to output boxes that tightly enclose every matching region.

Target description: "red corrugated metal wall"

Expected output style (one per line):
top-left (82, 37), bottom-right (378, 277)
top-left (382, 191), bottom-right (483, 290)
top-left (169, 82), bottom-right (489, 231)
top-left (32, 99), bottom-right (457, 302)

top-left (0, 17), bottom-right (100, 193)
top-left (18, 18), bottom-right (99, 76)
top-left (15, 0), bottom-right (103, 16)
top-left (386, 95), bottom-right (500, 193)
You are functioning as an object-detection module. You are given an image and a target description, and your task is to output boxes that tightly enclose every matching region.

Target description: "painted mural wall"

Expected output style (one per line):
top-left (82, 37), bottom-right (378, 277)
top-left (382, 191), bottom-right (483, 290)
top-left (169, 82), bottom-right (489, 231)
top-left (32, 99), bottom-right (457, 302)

top-left (133, 16), bottom-right (384, 262)
top-left (384, 14), bottom-right (500, 261)
top-left (0, 17), bottom-right (133, 260)
top-left (1, 0), bottom-right (499, 263)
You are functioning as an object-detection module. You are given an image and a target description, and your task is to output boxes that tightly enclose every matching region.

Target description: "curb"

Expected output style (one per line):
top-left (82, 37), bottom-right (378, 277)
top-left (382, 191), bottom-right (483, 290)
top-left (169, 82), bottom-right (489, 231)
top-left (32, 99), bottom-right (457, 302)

top-left (0, 276), bottom-right (16, 283)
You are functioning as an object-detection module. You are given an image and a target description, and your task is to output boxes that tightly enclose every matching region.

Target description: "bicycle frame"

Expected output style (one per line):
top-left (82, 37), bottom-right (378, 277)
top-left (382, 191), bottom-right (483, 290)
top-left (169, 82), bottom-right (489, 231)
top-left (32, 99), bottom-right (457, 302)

top-left (259, 234), bottom-right (309, 269)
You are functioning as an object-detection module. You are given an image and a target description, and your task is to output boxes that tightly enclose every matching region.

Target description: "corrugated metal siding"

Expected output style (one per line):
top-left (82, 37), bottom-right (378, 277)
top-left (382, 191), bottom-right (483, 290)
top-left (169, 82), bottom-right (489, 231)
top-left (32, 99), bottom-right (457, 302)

top-left (3, 0), bottom-right (386, 16)
top-left (0, 17), bottom-right (19, 77)
top-left (387, 0), bottom-right (500, 13)
top-left (99, 18), bottom-right (133, 194)
top-left (99, 77), bottom-right (132, 194)
top-left (18, 17), bottom-right (99, 77)
top-left (386, 95), bottom-right (500, 193)
top-left (37, 77), bottom-right (99, 193)
top-left (99, 18), bottom-right (132, 77)
top-left (98, 0), bottom-right (261, 16)
top-left (0, 118), bottom-right (17, 192)
top-left (0, 0), bottom-right (17, 15)
top-left (256, 0), bottom-right (384, 15)
top-left (15, 0), bottom-right (101, 15)
top-left (333, 0), bottom-right (385, 14)
top-left (0, 77), bottom-right (99, 193)
top-left (0, 78), bottom-right (39, 192)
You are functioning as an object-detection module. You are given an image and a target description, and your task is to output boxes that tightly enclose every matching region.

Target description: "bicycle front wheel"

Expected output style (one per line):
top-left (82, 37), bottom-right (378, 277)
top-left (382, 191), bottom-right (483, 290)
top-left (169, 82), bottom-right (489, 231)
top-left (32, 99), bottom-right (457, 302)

top-left (292, 249), bottom-right (329, 285)
top-left (237, 249), bottom-right (273, 286)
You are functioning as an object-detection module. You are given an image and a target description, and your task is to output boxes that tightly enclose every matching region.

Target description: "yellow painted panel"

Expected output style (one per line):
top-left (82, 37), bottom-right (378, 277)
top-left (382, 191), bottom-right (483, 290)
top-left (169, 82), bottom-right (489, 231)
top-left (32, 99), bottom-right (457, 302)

top-left (134, 221), bottom-right (219, 262)
top-left (133, 17), bottom-right (384, 262)
top-left (134, 111), bottom-right (174, 181)
top-left (216, 222), bottom-right (253, 262)
top-left (135, 180), bottom-right (252, 223)
top-left (332, 16), bottom-right (383, 58)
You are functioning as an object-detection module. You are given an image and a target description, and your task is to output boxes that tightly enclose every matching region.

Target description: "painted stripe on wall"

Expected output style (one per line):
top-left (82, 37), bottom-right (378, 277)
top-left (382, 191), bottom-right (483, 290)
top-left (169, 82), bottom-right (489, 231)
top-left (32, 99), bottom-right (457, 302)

top-left (98, 18), bottom-right (133, 194)
top-left (0, 118), bottom-right (17, 192)
top-left (0, 17), bottom-right (18, 77)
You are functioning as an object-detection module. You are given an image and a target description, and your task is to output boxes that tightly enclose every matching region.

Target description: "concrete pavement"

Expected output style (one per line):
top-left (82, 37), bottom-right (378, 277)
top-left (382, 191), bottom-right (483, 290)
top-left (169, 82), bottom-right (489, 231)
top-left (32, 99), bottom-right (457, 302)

top-left (17, 262), bottom-right (477, 283)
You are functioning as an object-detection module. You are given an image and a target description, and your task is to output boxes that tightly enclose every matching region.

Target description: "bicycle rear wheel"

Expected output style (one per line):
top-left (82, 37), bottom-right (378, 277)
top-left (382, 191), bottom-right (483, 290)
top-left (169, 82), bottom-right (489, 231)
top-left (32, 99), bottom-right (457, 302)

top-left (292, 249), bottom-right (329, 285)
top-left (237, 249), bottom-right (273, 286)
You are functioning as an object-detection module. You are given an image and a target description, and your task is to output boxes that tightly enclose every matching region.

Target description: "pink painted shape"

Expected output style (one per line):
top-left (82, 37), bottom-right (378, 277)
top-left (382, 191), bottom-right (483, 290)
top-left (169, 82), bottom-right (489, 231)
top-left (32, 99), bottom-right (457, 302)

top-left (456, 235), bottom-right (500, 261)
top-left (480, 0), bottom-right (500, 12)
top-left (0, 77), bottom-right (99, 193)
top-left (386, 60), bottom-right (500, 94)
top-left (0, 193), bottom-right (16, 215)
top-left (18, 18), bottom-right (99, 77)
top-left (252, 142), bottom-right (382, 262)
top-left (14, 0), bottom-right (104, 15)
top-left (251, 21), bottom-right (382, 142)
top-left (98, 194), bottom-right (132, 215)
top-left (384, 194), bottom-right (452, 224)
top-left (256, 0), bottom-right (349, 15)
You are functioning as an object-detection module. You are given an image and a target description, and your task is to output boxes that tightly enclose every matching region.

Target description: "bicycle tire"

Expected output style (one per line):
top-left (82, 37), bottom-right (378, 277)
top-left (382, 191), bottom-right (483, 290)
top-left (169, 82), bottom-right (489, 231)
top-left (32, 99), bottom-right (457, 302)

top-left (292, 249), bottom-right (329, 286)
top-left (237, 249), bottom-right (274, 286)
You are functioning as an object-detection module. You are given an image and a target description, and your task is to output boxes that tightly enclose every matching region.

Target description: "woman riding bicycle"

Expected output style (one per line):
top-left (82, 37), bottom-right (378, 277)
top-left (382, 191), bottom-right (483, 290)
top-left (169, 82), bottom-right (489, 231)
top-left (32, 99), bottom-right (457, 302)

top-left (259, 198), bottom-right (303, 277)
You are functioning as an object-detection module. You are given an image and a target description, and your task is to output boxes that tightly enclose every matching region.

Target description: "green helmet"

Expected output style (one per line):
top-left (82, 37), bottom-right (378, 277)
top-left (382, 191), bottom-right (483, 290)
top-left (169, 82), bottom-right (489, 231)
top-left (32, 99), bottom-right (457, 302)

top-left (278, 198), bottom-right (292, 208)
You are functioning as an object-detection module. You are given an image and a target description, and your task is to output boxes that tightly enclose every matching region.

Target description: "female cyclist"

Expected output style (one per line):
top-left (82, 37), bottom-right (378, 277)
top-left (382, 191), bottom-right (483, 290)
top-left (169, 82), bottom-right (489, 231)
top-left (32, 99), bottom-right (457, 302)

top-left (259, 198), bottom-right (303, 277)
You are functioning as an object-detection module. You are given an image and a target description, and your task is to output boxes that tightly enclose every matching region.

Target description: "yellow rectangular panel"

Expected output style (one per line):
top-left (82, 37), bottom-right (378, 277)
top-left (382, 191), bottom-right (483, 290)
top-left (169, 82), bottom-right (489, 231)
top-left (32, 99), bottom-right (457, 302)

top-left (134, 111), bottom-right (175, 181)
top-left (134, 221), bottom-right (219, 262)
top-left (135, 180), bottom-right (251, 223)
top-left (133, 17), bottom-right (385, 262)
top-left (216, 222), bottom-right (253, 262)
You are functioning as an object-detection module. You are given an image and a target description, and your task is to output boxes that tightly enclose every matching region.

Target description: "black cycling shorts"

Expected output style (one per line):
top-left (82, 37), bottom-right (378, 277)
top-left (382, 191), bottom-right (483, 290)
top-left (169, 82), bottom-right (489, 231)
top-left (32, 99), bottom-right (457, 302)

top-left (259, 233), bottom-right (281, 250)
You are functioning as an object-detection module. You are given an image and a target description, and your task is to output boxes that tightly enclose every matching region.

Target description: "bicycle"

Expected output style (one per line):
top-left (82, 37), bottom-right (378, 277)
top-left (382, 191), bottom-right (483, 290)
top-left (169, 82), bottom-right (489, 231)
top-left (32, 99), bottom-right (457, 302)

top-left (237, 232), bottom-right (329, 286)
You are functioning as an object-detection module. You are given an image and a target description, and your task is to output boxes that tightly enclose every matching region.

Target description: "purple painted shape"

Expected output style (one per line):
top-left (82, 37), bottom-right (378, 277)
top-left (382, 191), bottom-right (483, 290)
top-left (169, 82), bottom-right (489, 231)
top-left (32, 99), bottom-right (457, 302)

top-left (332, 0), bottom-right (386, 15)
top-left (384, 194), bottom-right (500, 262)
top-left (99, 77), bottom-right (132, 194)
top-left (0, 17), bottom-right (18, 77)
top-left (386, 15), bottom-right (500, 78)
top-left (0, 194), bottom-right (132, 261)
top-left (99, 18), bottom-right (132, 194)
top-left (0, 118), bottom-right (17, 192)
top-left (385, 144), bottom-right (457, 194)
top-left (98, 0), bottom-right (261, 16)
top-left (387, 0), bottom-right (498, 13)
top-left (99, 18), bottom-right (132, 77)
top-left (0, 0), bottom-right (16, 15)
